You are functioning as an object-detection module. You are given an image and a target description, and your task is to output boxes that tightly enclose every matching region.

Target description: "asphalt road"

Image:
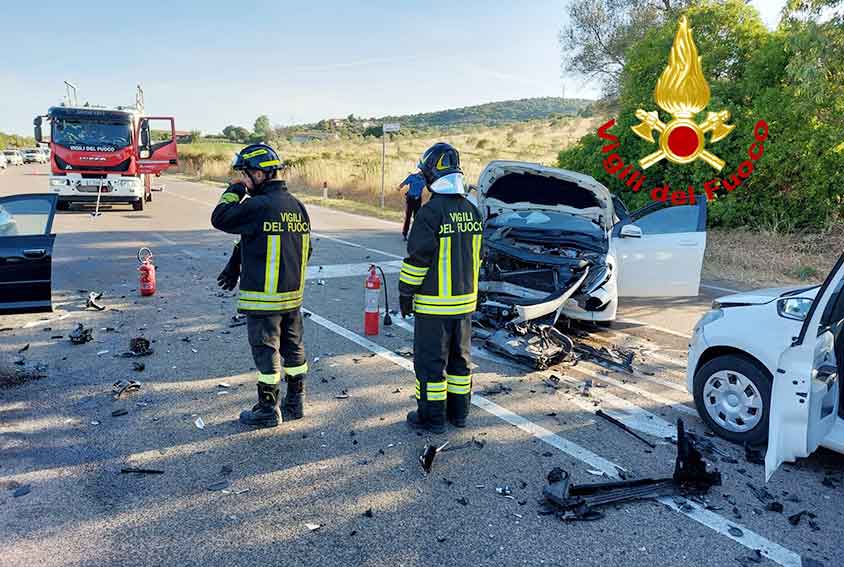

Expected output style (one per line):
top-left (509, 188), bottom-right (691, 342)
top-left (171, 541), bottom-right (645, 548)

top-left (1, 165), bottom-right (841, 567)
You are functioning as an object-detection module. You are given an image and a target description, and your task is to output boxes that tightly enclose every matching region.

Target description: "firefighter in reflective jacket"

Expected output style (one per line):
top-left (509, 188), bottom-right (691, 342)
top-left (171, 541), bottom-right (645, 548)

top-left (399, 143), bottom-right (483, 433)
top-left (211, 143), bottom-right (312, 428)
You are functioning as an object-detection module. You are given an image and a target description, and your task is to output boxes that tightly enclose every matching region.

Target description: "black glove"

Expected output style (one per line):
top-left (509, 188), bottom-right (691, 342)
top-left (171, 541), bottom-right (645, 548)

top-left (400, 294), bottom-right (414, 318)
top-left (224, 183), bottom-right (247, 201)
top-left (217, 243), bottom-right (241, 291)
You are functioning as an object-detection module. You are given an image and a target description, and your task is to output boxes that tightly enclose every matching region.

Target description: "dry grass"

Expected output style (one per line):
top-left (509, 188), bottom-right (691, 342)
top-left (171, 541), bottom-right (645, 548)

top-left (704, 229), bottom-right (844, 287)
top-left (176, 117), bottom-right (603, 211)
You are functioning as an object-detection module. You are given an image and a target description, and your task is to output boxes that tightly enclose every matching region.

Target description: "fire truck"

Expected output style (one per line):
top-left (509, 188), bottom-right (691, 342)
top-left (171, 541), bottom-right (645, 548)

top-left (33, 84), bottom-right (178, 211)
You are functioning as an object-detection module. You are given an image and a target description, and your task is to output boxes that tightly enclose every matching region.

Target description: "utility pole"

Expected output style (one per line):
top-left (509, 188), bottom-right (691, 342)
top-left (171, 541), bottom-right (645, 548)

top-left (380, 122), bottom-right (400, 209)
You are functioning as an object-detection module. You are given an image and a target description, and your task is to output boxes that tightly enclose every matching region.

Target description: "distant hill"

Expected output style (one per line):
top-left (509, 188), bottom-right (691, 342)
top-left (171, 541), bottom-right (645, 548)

top-left (376, 97), bottom-right (594, 129)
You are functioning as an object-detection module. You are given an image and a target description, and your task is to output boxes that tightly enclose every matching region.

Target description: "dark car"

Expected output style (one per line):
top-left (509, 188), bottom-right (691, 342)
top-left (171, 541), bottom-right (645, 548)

top-left (0, 194), bottom-right (58, 314)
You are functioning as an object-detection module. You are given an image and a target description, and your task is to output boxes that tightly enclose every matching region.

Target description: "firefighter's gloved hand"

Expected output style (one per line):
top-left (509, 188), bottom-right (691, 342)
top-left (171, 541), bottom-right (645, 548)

top-left (217, 267), bottom-right (239, 291)
top-left (217, 243), bottom-right (241, 291)
top-left (225, 183), bottom-right (247, 201)
top-left (400, 294), bottom-right (414, 318)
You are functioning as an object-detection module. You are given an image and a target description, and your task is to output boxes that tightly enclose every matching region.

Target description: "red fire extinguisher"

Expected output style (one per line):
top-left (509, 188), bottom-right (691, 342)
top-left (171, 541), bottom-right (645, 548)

top-left (364, 265), bottom-right (381, 336)
top-left (138, 247), bottom-right (157, 297)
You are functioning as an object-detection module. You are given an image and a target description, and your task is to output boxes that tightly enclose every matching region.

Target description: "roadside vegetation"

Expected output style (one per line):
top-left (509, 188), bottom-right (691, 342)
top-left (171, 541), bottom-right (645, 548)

top-left (558, 0), bottom-right (844, 232)
top-left (0, 132), bottom-right (35, 149)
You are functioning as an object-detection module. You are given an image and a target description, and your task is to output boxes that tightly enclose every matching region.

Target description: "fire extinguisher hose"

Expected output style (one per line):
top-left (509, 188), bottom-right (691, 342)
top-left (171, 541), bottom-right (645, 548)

top-left (373, 265), bottom-right (392, 326)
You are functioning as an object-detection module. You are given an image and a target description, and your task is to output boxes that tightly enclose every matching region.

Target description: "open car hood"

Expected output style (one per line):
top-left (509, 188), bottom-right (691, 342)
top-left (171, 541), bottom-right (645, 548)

top-left (477, 161), bottom-right (614, 231)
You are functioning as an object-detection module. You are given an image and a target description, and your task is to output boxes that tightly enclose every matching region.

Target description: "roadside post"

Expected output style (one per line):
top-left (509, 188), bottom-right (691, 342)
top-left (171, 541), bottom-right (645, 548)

top-left (381, 123), bottom-right (400, 208)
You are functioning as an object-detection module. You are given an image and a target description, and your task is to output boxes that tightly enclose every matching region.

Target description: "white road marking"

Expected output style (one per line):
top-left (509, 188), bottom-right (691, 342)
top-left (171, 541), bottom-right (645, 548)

top-left (305, 309), bottom-right (621, 478)
top-left (391, 314), bottom-right (695, 413)
top-left (311, 232), bottom-right (403, 260)
top-left (307, 260), bottom-right (402, 279)
top-left (21, 313), bottom-right (70, 329)
top-left (617, 317), bottom-right (692, 339)
top-left (303, 308), bottom-right (802, 567)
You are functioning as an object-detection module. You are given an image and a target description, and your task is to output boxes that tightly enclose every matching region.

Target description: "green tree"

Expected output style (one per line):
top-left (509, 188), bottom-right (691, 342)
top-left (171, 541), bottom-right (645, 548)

top-left (558, 0), bottom-right (844, 230)
top-left (222, 125), bottom-right (250, 143)
top-left (253, 115), bottom-right (272, 139)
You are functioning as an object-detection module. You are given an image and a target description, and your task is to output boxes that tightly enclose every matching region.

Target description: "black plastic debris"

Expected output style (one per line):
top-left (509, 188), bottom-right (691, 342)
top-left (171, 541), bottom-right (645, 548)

top-left (728, 526), bottom-right (744, 538)
top-left (85, 291), bottom-right (106, 311)
top-left (113, 380), bottom-right (142, 399)
top-left (120, 337), bottom-right (154, 358)
top-left (18, 344), bottom-right (29, 354)
top-left (595, 409), bottom-right (657, 449)
top-left (787, 510), bottom-right (816, 526)
top-left (69, 323), bottom-right (93, 345)
top-left (744, 442), bottom-right (765, 465)
top-left (121, 467), bottom-right (164, 475)
top-left (13, 484), bottom-right (32, 497)
top-left (481, 383), bottom-right (512, 397)
top-left (736, 549), bottom-right (763, 566)
top-left (362, 508), bottom-right (374, 518)
top-left (111, 408), bottom-right (129, 417)
top-left (420, 441), bottom-right (450, 473)
top-left (207, 480), bottom-right (230, 491)
top-left (542, 420), bottom-right (721, 521)
top-left (132, 362), bottom-right (145, 372)
top-left (456, 497), bottom-right (469, 506)
top-left (765, 501), bottom-right (784, 513)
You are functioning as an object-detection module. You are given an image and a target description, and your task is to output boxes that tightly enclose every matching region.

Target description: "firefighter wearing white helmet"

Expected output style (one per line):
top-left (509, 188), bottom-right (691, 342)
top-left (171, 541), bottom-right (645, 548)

top-left (211, 143), bottom-right (312, 428)
top-left (398, 142), bottom-right (483, 433)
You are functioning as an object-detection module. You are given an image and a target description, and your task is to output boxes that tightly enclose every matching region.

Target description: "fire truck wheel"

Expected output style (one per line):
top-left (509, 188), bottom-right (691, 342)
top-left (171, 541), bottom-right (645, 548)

top-left (132, 199), bottom-right (144, 212)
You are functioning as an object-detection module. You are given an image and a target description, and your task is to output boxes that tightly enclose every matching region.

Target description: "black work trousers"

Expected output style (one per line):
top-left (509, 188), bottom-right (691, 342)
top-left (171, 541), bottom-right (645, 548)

top-left (402, 195), bottom-right (422, 237)
top-left (413, 314), bottom-right (473, 423)
top-left (246, 310), bottom-right (307, 385)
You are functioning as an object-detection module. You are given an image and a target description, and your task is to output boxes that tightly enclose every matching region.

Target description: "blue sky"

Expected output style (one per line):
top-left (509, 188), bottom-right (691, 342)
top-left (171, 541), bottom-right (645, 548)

top-left (1, 0), bottom-right (786, 135)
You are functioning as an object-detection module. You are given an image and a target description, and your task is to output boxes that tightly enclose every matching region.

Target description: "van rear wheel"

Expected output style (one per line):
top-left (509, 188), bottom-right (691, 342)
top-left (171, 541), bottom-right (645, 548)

top-left (132, 199), bottom-right (144, 211)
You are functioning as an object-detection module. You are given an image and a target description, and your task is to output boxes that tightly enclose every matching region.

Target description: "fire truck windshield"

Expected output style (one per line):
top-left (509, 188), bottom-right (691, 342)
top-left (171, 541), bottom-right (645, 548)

top-left (52, 119), bottom-right (131, 151)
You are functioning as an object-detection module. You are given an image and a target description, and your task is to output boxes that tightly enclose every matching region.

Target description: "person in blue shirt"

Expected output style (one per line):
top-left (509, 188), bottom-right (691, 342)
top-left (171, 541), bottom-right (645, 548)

top-left (397, 170), bottom-right (426, 240)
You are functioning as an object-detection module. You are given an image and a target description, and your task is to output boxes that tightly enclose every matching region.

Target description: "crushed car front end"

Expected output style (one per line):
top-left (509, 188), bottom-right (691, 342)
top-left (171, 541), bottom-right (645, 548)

top-left (476, 161), bottom-right (617, 327)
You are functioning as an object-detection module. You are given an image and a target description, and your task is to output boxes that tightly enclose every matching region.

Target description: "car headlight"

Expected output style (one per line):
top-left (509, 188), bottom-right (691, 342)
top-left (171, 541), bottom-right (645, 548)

top-left (581, 263), bottom-right (611, 295)
top-left (50, 178), bottom-right (66, 187)
top-left (693, 308), bottom-right (723, 334)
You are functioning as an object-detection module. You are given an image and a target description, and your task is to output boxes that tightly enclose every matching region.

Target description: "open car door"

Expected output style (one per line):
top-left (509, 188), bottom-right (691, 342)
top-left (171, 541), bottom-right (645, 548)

top-left (766, 253), bottom-right (844, 480)
top-left (613, 198), bottom-right (706, 297)
top-left (137, 117), bottom-right (178, 175)
top-left (0, 194), bottom-right (58, 314)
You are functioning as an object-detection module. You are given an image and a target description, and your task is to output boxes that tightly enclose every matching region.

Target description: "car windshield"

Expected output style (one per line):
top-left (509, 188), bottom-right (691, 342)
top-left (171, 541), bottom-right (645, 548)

top-left (52, 119), bottom-right (131, 149)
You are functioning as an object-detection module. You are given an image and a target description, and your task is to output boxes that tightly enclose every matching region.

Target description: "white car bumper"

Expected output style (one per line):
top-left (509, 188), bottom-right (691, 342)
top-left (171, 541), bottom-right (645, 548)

top-left (687, 323), bottom-right (709, 393)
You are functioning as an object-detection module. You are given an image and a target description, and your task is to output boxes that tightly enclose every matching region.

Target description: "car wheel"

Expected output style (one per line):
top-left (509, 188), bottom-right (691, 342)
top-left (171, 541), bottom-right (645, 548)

top-left (132, 199), bottom-right (144, 211)
top-left (693, 354), bottom-right (771, 445)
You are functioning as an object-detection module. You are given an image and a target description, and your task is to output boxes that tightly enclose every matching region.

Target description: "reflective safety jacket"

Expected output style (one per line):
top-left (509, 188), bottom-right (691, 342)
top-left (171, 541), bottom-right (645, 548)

top-left (211, 180), bottom-right (311, 313)
top-left (399, 193), bottom-right (483, 318)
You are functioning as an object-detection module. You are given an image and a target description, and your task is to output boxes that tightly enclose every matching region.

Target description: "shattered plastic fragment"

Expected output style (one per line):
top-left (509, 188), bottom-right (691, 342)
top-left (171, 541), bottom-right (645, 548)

top-left (111, 409), bottom-right (129, 417)
top-left (305, 523), bottom-right (321, 531)
top-left (86, 291), bottom-right (106, 311)
top-left (207, 480), bottom-right (230, 491)
top-left (13, 485), bottom-right (32, 497)
top-left (194, 417), bottom-right (206, 430)
top-left (69, 323), bottom-right (93, 345)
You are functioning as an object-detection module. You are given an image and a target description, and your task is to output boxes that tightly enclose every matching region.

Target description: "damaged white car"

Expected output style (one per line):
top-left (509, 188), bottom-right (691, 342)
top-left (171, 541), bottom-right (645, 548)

top-left (688, 253), bottom-right (844, 480)
top-left (474, 161), bottom-right (707, 329)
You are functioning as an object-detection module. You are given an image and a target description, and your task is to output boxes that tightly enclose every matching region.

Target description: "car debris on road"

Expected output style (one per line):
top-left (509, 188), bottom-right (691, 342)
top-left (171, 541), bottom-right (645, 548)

top-left (541, 420), bottom-right (721, 521)
top-left (595, 409), bottom-right (657, 449)
top-left (69, 323), bottom-right (93, 345)
top-left (85, 291), bottom-right (106, 311)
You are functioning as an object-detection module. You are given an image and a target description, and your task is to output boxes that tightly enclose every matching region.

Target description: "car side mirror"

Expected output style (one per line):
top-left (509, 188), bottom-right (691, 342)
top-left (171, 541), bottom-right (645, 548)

top-left (619, 224), bottom-right (642, 238)
top-left (777, 297), bottom-right (813, 321)
top-left (33, 117), bottom-right (43, 144)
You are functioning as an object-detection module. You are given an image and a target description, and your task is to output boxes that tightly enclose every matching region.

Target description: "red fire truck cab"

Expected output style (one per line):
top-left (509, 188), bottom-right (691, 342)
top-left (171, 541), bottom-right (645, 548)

top-left (34, 103), bottom-right (178, 211)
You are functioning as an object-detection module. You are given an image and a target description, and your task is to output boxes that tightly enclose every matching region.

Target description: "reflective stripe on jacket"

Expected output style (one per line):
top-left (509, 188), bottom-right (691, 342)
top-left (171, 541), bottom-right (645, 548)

top-left (399, 193), bottom-right (483, 317)
top-left (211, 180), bottom-right (311, 313)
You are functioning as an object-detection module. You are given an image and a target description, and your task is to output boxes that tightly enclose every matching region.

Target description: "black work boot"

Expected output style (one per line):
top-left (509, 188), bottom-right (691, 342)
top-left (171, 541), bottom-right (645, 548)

top-left (239, 383), bottom-right (281, 427)
top-left (281, 376), bottom-right (305, 421)
top-left (448, 395), bottom-right (470, 428)
top-left (406, 400), bottom-right (446, 434)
